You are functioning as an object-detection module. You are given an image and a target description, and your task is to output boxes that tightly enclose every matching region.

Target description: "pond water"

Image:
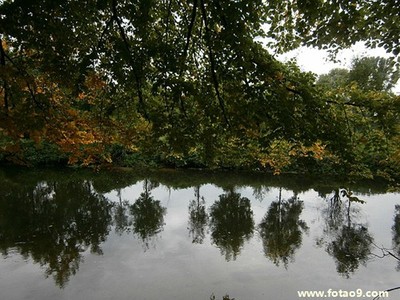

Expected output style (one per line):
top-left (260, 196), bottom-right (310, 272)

top-left (0, 167), bottom-right (399, 300)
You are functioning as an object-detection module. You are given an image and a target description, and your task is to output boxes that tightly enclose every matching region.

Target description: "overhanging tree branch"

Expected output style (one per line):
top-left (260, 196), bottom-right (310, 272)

top-left (1, 47), bottom-right (47, 111)
top-left (77, 16), bottom-right (115, 90)
top-left (199, 0), bottom-right (229, 126)
top-left (0, 39), bottom-right (9, 113)
top-left (174, 0), bottom-right (199, 116)
top-left (111, 0), bottom-right (149, 120)
top-left (182, 0), bottom-right (198, 65)
top-left (325, 99), bottom-right (399, 112)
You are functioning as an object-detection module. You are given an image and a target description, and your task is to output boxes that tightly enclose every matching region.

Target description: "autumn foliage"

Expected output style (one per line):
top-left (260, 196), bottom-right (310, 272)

top-left (0, 1), bottom-right (399, 182)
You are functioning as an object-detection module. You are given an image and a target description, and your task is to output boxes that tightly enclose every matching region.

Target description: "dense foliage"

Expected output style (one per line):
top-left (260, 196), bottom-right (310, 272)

top-left (265, 0), bottom-right (400, 57)
top-left (0, 0), bottom-right (399, 181)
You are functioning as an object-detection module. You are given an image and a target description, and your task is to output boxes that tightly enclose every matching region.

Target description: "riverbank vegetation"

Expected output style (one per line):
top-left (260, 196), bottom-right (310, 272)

top-left (0, 1), bottom-right (399, 182)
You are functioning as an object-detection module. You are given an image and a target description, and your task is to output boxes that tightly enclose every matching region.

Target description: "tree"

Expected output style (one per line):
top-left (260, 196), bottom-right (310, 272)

top-left (188, 186), bottom-right (208, 244)
top-left (265, 0), bottom-right (400, 58)
top-left (130, 180), bottom-right (166, 249)
top-left (317, 56), bottom-right (399, 92)
top-left (0, 178), bottom-right (113, 287)
top-left (113, 189), bottom-right (131, 235)
top-left (318, 189), bottom-right (373, 277)
top-left (314, 55), bottom-right (400, 179)
top-left (317, 68), bottom-right (350, 90)
top-left (258, 190), bottom-right (308, 267)
top-left (348, 56), bottom-right (399, 92)
top-left (209, 189), bottom-right (254, 261)
top-left (392, 205), bottom-right (400, 270)
top-left (0, 0), bottom-right (323, 165)
top-left (0, 0), bottom-right (399, 179)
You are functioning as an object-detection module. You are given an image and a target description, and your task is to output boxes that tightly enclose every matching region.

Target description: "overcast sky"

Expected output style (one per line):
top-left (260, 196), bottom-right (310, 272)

top-left (277, 41), bottom-right (400, 94)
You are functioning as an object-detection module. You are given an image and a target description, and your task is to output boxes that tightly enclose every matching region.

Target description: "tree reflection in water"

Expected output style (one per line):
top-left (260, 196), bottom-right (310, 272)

top-left (130, 180), bottom-right (166, 249)
top-left (113, 188), bottom-right (131, 235)
top-left (258, 188), bottom-right (308, 268)
top-left (188, 186), bottom-right (208, 244)
top-left (210, 293), bottom-right (235, 300)
top-left (0, 170), bottom-right (385, 291)
top-left (209, 189), bottom-right (254, 261)
top-left (111, 180), bottom-right (167, 249)
top-left (319, 189), bottom-right (373, 278)
top-left (0, 180), bottom-right (113, 288)
top-left (392, 205), bottom-right (400, 270)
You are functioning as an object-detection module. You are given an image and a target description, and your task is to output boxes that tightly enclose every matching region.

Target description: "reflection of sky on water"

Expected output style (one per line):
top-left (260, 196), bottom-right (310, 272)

top-left (1, 176), bottom-right (400, 300)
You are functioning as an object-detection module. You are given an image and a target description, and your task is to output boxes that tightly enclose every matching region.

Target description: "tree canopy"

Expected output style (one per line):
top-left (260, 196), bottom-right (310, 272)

top-left (318, 56), bottom-right (399, 92)
top-left (0, 0), bottom-right (399, 181)
top-left (265, 0), bottom-right (400, 58)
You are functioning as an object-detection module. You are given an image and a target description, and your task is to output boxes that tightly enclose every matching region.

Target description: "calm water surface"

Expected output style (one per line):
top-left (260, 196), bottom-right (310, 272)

top-left (0, 168), bottom-right (399, 300)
